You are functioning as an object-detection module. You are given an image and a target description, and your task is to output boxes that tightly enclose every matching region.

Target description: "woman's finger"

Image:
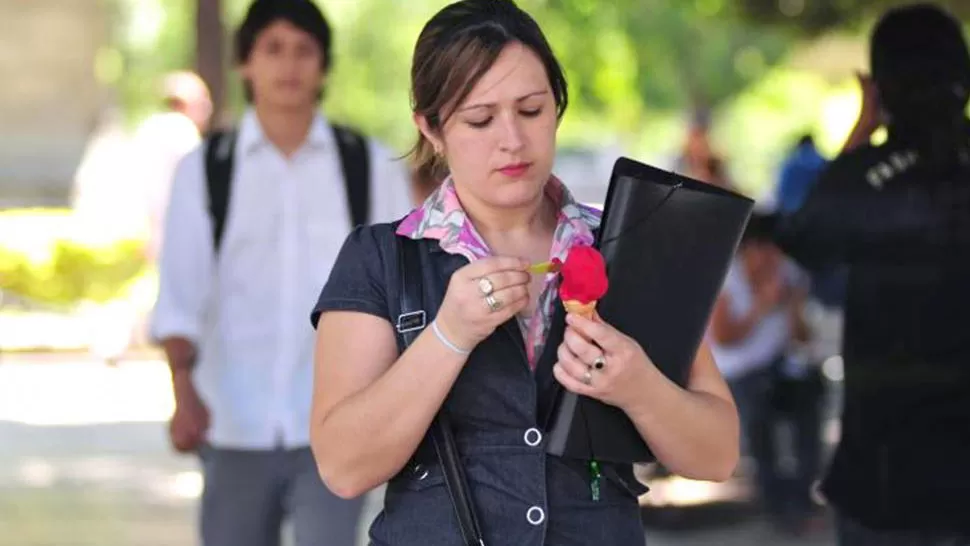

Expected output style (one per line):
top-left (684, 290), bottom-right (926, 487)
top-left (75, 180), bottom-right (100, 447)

top-left (478, 285), bottom-right (528, 314)
top-left (565, 312), bottom-right (622, 353)
top-left (553, 362), bottom-right (595, 396)
top-left (556, 342), bottom-right (591, 382)
top-left (459, 256), bottom-right (528, 280)
top-left (477, 270), bottom-right (531, 293)
top-left (562, 326), bottom-right (603, 365)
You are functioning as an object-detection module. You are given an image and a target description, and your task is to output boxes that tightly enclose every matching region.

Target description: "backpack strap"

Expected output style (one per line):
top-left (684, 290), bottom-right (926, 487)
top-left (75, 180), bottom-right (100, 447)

top-left (204, 124), bottom-right (370, 256)
top-left (204, 130), bottom-right (237, 255)
top-left (332, 124), bottom-right (372, 228)
top-left (395, 237), bottom-right (485, 546)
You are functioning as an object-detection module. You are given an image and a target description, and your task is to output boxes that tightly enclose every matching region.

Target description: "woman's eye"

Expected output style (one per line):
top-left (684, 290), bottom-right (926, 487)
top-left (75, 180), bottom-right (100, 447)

top-left (467, 117), bottom-right (492, 129)
top-left (520, 108), bottom-right (542, 118)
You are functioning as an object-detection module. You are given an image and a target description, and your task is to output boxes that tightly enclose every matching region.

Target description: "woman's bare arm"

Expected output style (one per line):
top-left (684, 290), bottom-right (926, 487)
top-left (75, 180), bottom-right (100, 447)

top-left (624, 341), bottom-right (740, 482)
top-left (310, 311), bottom-right (468, 498)
top-left (555, 315), bottom-right (740, 482)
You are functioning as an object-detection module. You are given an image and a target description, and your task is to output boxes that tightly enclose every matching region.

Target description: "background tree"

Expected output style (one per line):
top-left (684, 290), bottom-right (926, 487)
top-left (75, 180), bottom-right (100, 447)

top-left (195, 0), bottom-right (225, 125)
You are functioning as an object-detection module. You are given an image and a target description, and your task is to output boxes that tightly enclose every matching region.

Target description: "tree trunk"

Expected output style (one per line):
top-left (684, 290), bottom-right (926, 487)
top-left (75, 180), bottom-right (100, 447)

top-left (195, 0), bottom-right (225, 128)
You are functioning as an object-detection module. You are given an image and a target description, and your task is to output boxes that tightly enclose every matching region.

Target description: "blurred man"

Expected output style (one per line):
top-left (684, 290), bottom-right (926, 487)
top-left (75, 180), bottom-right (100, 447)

top-left (150, 1), bottom-right (413, 545)
top-left (672, 109), bottom-right (715, 179)
top-left (136, 70), bottom-right (213, 262)
top-left (777, 5), bottom-right (970, 544)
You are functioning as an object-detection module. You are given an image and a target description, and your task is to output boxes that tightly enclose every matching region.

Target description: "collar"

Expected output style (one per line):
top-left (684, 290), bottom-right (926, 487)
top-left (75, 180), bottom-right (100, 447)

top-left (236, 108), bottom-right (333, 156)
top-left (396, 175), bottom-right (601, 261)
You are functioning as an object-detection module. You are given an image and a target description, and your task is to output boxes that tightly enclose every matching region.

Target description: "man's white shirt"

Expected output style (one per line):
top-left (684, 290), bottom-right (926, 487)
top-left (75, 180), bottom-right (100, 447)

top-left (151, 109), bottom-right (414, 449)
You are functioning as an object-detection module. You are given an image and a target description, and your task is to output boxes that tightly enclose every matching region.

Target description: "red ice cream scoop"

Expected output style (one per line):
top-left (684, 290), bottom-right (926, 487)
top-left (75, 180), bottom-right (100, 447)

top-left (558, 245), bottom-right (609, 304)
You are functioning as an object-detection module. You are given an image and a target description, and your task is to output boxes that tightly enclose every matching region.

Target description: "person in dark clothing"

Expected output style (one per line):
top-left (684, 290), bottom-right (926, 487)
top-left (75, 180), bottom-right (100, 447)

top-left (776, 4), bottom-right (970, 544)
top-left (776, 134), bottom-right (827, 215)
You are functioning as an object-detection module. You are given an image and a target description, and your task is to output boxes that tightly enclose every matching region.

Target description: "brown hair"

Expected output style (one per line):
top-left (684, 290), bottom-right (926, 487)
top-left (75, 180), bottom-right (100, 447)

top-left (409, 0), bottom-right (569, 180)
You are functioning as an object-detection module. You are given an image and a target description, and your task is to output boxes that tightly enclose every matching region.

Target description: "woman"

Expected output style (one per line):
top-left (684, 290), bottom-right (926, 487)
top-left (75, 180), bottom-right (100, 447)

top-left (309, 1), bottom-right (739, 544)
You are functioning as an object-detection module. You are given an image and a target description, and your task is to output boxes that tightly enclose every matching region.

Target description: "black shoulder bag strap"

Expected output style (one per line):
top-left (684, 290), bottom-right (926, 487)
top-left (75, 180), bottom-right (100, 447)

top-left (396, 237), bottom-right (485, 546)
top-left (332, 124), bottom-right (371, 228)
top-left (204, 129), bottom-right (237, 254)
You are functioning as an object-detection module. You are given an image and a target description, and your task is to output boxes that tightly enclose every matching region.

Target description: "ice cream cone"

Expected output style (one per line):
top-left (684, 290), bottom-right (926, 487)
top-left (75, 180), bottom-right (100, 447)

top-left (563, 299), bottom-right (597, 320)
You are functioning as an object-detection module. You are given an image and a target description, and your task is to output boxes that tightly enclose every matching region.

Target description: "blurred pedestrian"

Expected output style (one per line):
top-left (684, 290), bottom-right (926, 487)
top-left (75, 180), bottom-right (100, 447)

top-left (777, 4), bottom-right (970, 544)
top-left (709, 212), bottom-right (810, 531)
top-left (150, 1), bottom-right (412, 545)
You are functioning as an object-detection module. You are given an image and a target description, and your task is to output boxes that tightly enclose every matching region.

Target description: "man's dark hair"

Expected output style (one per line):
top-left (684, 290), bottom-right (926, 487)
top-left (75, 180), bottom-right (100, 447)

top-left (234, 0), bottom-right (332, 103)
top-left (871, 3), bottom-right (970, 127)
top-left (741, 212), bottom-right (778, 245)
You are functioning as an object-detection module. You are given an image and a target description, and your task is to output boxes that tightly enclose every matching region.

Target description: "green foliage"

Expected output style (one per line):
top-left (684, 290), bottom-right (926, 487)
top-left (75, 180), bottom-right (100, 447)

top-left (109, 0), bottom-right (799, 151)
top-left (735, 0), bottom-right (970, 36)
top-left (109, 0), bottom-right (196, 126)
top-left (101, 0), bottom-right (874, 200)
top-left (715, 67), bottom-right (836, 195)
top-left (0, 211), bottom-right (148, 308)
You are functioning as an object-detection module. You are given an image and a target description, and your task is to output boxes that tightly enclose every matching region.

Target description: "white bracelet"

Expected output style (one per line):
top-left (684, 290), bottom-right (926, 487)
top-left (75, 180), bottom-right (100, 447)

top-left (431, 320), bottom-right (472, 356)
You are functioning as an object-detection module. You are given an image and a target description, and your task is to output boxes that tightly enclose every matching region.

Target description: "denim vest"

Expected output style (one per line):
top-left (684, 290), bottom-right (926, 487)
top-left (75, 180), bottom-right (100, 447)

top-left (363, 224), bottom-right (648, 546)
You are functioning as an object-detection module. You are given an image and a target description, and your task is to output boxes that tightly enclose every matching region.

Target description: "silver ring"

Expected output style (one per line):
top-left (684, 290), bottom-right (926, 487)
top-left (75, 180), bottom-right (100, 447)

top-left (592, 355), bottom-right (606, 371)
top-left (582, 369), bottom-right (593, 386)
top-left (485, 293), bottom-right (502, 312)
top-left (478, 277), bottom-right (494, 296)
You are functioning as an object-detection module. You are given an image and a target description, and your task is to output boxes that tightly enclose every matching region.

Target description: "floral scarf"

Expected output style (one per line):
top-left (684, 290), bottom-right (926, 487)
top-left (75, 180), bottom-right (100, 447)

top-left (396, 176), bottom-right (601, 368)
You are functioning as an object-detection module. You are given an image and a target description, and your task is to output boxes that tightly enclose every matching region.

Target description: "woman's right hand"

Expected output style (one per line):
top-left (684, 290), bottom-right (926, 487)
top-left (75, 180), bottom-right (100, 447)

top-left (434, 256), bottom-right (531, 351)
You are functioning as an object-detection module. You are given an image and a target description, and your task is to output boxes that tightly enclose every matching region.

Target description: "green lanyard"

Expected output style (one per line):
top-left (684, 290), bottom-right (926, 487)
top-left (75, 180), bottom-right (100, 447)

top-left (589, 459), bottom-right (602, 501)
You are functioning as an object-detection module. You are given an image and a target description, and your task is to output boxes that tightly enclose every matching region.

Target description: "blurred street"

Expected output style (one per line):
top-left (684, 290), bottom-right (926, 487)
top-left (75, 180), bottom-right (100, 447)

top-left (0, 353), bottom-right (835, 546)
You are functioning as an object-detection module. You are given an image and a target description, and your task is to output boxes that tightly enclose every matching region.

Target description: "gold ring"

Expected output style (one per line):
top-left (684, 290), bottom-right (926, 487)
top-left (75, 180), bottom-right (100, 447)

top-left (478, 277), bottom-right (494, 296)
top-left (485, 293), bottom-right (502, 312)
top-left (582, 369), bottom-right (593, 386)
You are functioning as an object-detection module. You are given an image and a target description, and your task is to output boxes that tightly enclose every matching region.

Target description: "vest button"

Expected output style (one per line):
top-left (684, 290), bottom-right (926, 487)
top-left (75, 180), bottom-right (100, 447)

top-left (523, 427), bottom-right (543, 447)
top-left (526, 506), bottom-right (545, 525)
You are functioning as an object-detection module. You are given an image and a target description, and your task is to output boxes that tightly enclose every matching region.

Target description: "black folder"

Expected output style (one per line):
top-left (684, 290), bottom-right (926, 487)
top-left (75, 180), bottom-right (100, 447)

top-left (545, 157), bottom-right (754, 464)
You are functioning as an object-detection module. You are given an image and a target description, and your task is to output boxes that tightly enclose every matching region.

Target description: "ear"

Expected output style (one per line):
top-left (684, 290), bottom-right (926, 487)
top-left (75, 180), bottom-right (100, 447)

top-left (413, 113), bottom-right (445, 154)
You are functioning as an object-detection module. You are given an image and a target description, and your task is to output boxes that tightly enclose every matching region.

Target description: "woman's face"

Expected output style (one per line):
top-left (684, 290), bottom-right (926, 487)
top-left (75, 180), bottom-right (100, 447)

top-left (420, 42), bottom-right (558, 211)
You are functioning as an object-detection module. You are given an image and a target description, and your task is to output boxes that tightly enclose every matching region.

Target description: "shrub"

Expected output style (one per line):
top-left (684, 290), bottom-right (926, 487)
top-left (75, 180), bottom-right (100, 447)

top-left (0, 209), bottom-right (149, 308)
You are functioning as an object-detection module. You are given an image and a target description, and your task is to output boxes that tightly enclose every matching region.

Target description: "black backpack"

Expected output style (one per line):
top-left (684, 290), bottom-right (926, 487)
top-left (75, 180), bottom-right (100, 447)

top-left (203, 124), bottom-right (371, 254)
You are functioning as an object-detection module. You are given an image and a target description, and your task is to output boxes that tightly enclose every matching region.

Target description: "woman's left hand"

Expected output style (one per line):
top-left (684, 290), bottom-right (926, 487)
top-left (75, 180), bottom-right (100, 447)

top-left (553, 311), bottom-right (655, 410)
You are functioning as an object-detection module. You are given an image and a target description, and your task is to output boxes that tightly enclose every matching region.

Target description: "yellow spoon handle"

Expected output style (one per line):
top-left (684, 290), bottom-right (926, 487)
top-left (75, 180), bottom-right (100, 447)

top-left (528, 260), bottom-right (561, 274)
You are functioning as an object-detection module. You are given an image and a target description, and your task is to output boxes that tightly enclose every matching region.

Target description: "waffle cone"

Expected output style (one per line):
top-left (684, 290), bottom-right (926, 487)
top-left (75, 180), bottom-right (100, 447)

top-left (563, 299), bottom-right (597, 319)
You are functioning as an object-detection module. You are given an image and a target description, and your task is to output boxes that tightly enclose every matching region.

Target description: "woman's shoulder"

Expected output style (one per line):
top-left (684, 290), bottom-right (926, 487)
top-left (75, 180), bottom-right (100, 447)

top-left (313, 219), bottom-right (411, 327)
top-left (326, 219), bottom-right (412, 289)
top-left (342, 217), bottom-right (409, 255)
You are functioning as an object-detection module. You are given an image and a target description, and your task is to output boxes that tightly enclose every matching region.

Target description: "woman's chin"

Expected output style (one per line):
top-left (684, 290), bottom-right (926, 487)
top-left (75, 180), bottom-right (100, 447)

top-left (488, 178), bottom-right (546, 208)
top-left (490, 192), bottom-right (544, 211)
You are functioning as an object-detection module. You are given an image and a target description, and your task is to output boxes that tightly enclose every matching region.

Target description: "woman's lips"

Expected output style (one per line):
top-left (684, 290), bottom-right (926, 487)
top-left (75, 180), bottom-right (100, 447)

top-left (498, 162), bottom-right (531, 177)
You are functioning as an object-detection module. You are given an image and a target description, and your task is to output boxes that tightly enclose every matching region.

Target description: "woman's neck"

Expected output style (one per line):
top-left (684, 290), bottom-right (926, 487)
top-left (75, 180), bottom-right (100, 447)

top-left (253, 103), bottom-right (317, 157)
top-left (459, 188), bottom-right (557, 252)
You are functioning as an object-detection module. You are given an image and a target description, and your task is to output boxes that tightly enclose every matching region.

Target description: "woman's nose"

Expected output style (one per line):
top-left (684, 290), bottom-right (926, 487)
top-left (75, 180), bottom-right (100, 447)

top-left (498, 115), bottom-right (525, 153)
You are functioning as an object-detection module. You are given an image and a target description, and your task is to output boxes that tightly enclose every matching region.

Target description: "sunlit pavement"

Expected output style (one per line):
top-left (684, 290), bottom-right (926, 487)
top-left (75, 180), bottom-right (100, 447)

top-left (0, 353), bottom-right (835, 545)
